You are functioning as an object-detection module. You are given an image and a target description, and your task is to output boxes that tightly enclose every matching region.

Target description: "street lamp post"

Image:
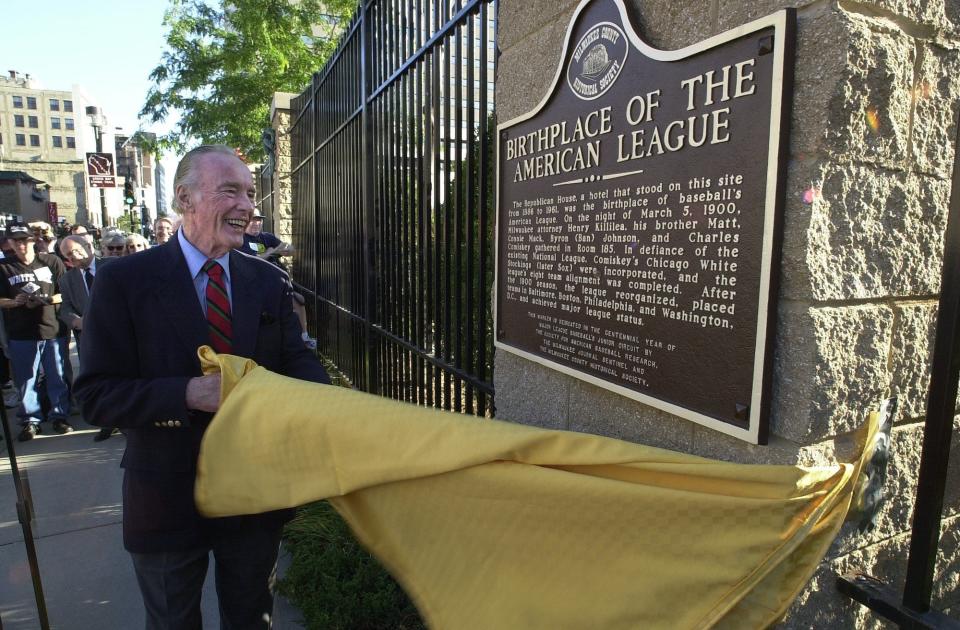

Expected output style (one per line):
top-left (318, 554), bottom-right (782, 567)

top-left (86, 107), bottom-right (110, 228)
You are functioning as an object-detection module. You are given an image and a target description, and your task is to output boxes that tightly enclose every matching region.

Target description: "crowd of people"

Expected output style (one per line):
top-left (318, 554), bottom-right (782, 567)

top-left (0, 206), bottom-right (314, 444)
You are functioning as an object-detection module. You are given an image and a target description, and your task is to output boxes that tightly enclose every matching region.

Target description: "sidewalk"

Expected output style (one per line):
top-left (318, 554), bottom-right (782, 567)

top-left (0, 344), bottom-right (305, 628)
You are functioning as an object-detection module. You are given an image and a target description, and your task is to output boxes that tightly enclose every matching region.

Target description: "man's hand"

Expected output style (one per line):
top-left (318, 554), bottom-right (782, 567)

top-left (72, 317), bottom-right (83, 331)
top-left (11, 293), bottom-right (29, 308)
top-left (25, 295), bottom-right (46, 309)
top-left (185, 374), bottom-right (222, 413)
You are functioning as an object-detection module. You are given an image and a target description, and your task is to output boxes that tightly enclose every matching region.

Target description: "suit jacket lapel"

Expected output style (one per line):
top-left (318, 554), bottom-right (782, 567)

top-left (62, 268), bottom-right (83, 314)
top-left (228, 251), bottom-right (262, 359)
top-left (154, 239), bottom-right (209, 364)
top-left (73, 269), bottom-right (89, 314)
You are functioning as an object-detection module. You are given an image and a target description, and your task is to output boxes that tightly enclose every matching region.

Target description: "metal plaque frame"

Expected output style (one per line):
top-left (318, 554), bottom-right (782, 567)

top-left (494, 0), bottom-right (795, 443)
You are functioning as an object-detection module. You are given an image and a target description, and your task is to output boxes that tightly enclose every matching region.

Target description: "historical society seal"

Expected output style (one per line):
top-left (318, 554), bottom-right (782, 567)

top-left (566, 21), bottom-right (629, 100)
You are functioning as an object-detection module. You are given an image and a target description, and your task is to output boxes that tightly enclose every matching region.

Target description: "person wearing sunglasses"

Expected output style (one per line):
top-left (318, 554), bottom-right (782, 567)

top-left (101, 232), bottom-right (126, 257)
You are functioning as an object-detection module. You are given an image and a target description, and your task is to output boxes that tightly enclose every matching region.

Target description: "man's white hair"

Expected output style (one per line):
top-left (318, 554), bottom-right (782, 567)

top-left (171, 145), bottom-right (239, 215)
top-left (59, 234), bottom-right (93, 257)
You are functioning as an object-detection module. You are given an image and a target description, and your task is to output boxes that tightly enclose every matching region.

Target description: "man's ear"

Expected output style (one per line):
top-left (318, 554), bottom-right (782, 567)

top-left (175, 185), bottom-right (192, 213)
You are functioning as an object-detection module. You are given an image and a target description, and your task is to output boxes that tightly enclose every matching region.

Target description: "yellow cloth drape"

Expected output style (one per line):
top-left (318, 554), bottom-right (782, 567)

top-left (194, 348), bottom-right (879, 629)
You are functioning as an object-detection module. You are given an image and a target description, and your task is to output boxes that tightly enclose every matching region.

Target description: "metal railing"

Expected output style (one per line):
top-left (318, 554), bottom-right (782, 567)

top-left (289, 0), bottom-right (497, 416)
top-left (837, 114), bottom-right (960, 630)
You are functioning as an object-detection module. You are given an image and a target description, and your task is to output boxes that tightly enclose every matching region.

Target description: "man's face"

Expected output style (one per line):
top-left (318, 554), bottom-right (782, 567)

top-left (61, 240), bottom-right (92, 269)
top-left (125, 239), bottom-right (147, 255)
top-left (178, 152), bottom-right (255, 258)
top-left (155, 220), bottom-right (173, 244)
top-left (72, 226), bottom-right (95, 247)
top-left (12, 238), bottom-right (36, 264)
top-left (245, 216), bottom-right (264, 236)
top-left (103, 241), bottom-right (125, 257)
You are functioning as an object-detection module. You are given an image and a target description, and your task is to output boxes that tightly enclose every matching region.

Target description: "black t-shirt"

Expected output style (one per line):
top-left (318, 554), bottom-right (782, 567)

top-left (242, 232), bottom-right (285, 269)
top-left (0, 253), bottom-right (67, 340)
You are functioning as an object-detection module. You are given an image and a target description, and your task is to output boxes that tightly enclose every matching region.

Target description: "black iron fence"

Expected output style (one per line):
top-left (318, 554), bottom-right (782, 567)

top-left (289, 0), bottom-right (498, 416)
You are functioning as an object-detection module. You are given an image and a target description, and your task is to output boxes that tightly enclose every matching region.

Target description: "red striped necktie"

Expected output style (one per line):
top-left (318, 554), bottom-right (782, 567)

top-left (203, 259), bottom-right (233, 354)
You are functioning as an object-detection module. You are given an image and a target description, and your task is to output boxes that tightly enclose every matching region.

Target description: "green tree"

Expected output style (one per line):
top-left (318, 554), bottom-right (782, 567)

top-left (141, 0), bottom-right (356, 161)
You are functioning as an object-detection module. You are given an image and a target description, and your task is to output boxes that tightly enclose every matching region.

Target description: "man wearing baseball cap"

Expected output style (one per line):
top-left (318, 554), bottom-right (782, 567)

top-left (0, 221), bottom-right (72, 440)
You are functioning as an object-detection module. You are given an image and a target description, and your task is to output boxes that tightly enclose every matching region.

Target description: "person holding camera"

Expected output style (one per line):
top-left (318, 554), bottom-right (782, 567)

top-left (28, 221), bottom-right (59, 256)
top-left (0, 222), bottom-right (72, 441)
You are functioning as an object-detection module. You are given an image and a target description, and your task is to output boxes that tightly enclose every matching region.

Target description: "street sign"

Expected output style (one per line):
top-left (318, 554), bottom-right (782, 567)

top-left (85, 152), bottom-right (116, 188)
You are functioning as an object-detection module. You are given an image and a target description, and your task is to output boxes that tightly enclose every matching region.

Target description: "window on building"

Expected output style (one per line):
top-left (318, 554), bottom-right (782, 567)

top-left (15, 134), bottom-right (25, 146)
top-left (14, 115), bottom-right (24, 127)
top-left (63, 100), bottom-right (73, 112)
top-left (12, 95), bottom-right (23, 108)
top-left (29, 134), bottom-right (39, 146)
top-left (49, 98), bottom-right (59, 111)
top-left (65, 118), bottom-right (74, 130)
top-left (28, 116), bottom-right (38, 128)
top-left (66, 136), bottom-right (75, 149)
top-left (26, 97), bottom-right (37, 109)
top-left (52, 136), bottom-right (62, 148)
top-left (51, 117), bottom-right (61, 130)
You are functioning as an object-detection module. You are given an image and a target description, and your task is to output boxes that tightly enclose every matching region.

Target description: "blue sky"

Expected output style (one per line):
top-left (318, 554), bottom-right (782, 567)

top-left (1, 0), bottom-right (179, 192)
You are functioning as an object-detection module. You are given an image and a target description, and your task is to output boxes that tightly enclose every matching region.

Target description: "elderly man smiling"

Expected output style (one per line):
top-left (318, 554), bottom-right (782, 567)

top-left (76, 145), bottom-right (330, 628)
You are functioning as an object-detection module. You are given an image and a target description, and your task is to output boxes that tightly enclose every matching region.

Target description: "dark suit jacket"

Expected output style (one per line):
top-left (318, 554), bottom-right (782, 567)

top-left (58, 257), bottom-right (110, 330)
top-left (75, 238), bottom-right (329, 553)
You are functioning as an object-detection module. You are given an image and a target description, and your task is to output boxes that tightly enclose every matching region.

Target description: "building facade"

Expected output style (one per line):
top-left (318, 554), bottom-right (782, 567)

top-left (0, 79), bottom-right (80, 161)
top-left (0, 170), bottom-right (50, 224)
top-left (115, 131), bottom-right (160, 234)
top-left (0, 70), bottom-right (139, 228)
top-left (0, 71), bottom-right (89, 225)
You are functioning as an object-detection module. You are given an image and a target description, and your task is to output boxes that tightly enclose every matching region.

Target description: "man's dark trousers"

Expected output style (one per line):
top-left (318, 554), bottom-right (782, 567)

top-left (130, 521), bottom-right (283, 630)
top-left (75, 239), bottom-right (329, 628)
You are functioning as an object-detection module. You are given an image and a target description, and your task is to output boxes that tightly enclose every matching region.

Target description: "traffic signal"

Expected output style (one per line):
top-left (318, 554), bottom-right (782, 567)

top-left (123, 180), bottom-right (136, 207)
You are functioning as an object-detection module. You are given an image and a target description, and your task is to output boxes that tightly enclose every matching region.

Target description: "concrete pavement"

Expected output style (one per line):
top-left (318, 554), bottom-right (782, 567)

top-left (0, 373), bottom-right (305, 628)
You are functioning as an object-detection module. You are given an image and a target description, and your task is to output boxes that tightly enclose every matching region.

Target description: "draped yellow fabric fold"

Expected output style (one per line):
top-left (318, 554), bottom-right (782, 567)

top-left (194, 348), bottom-right (879, 629)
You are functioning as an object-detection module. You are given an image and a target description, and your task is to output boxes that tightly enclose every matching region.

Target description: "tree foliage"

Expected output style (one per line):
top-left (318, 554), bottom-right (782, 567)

top-left (141, 0), bottom-right (356, 161)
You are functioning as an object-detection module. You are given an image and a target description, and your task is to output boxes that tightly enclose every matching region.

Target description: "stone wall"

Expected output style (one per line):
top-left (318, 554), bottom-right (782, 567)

top-left (270, 92), bottom-right (297, 245)
top-left (0, 160), bottom-right (87, 224)
top-left (495, 0), bottom-right (960, 624)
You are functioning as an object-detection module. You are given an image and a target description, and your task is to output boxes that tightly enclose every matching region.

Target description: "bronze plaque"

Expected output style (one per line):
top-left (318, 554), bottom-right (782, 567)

top-left (494, 0), bottom-right (795, 443)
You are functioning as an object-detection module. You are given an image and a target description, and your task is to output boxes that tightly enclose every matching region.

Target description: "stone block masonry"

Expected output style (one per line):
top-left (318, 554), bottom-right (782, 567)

top-left (268, 92), bottom-right (298, 246)
top-left (494, 0), bottom-right (960, 624)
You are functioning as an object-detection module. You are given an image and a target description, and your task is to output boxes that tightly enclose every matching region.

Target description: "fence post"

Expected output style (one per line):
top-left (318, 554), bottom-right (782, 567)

top-left (902, 112), bottom-right (960, 613)
top-left (361, 0), bottom-right (379, 395)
